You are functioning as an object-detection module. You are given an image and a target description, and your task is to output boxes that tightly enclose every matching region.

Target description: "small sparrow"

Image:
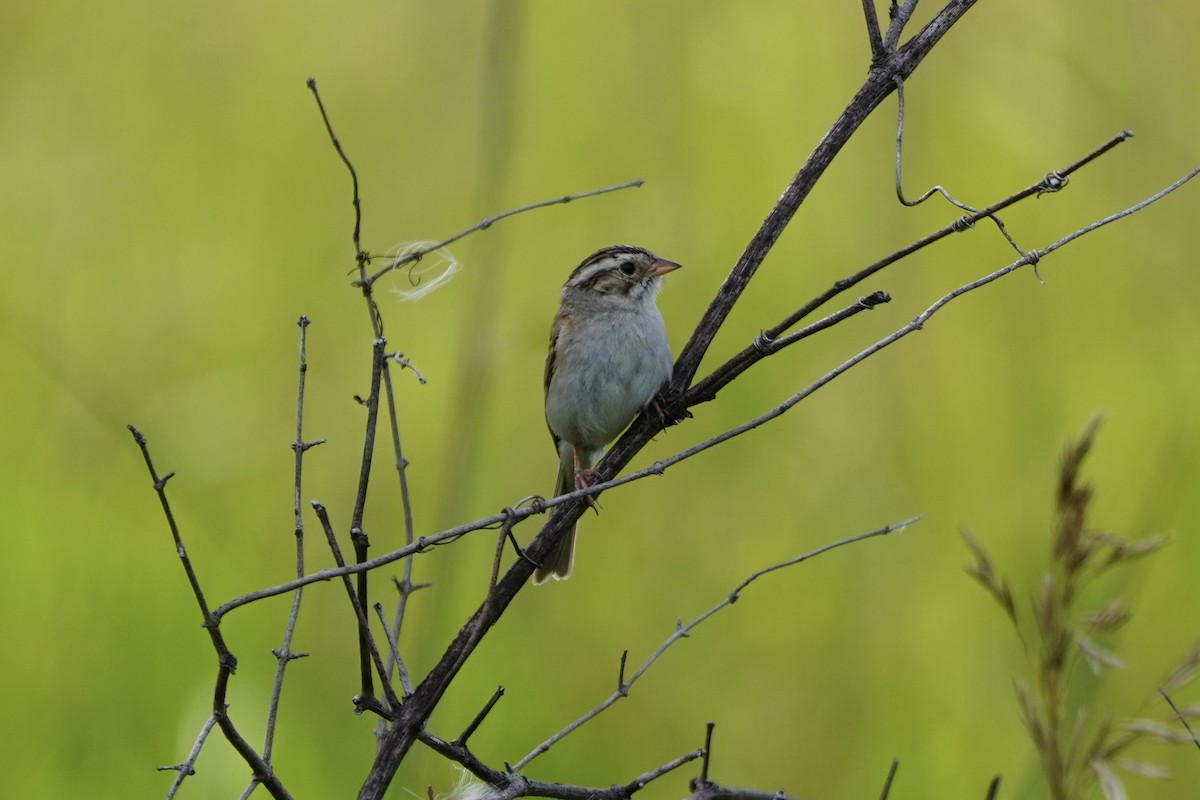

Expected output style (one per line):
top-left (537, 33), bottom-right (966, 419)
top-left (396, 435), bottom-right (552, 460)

top-left (535, 245), bottom-right (681, 584)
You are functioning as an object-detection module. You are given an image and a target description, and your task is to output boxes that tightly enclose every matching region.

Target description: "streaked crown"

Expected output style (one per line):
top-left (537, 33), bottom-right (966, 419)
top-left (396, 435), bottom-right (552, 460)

top-left (564, 245), bottom-right (680, 296)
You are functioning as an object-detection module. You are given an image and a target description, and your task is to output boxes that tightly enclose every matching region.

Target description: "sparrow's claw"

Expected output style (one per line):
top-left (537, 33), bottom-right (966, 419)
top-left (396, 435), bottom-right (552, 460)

top-left (650, 385), bottom-right (692, 429)
top-left (574, 468), bottom-right (602, 511)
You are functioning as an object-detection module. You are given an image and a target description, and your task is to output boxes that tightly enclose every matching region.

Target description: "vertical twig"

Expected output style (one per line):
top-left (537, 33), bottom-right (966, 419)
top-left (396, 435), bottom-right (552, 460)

top-left (861, 0), bottom-right (885, 61)
top-left (378, 356), bottom-right (420, 698)
top-left (261, 316), bottom-right (321, 766)
top-left (313, 501), bottom-right (400, 714)
top-left (698, 721), bottom-right (715, 784)
top-left (350, 337), bottom-right (388, 702)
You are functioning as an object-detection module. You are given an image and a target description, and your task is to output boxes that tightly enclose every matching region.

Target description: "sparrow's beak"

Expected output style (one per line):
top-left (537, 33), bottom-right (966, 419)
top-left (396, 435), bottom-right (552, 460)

top-left (652, 258), bottom-right (682, 277)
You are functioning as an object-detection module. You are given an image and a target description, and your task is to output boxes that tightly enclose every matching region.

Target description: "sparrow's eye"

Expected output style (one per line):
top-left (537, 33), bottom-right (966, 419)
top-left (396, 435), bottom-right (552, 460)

top-left (618, 262), bottom-right (638, 277)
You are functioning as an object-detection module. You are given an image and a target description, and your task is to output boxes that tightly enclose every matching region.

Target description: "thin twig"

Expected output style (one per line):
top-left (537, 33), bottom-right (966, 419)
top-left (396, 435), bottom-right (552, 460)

top-left (312, 502), bottom-right (400, 713)
top-left (884, 0), bottom-right (919, 52)
top-left (513, 518), bottom-right (916, 771)
top-left (689, 782), bottom-right (803, 800)
top-left (700, 721), bottom-right (715, 784)
top-left (261, 316), bottom-right (317, 766)
top-left (893, 76), bottom-right (1034, 261)
top-left (606, 164), bottom-right (1200, 505)
top-left (374, 372), bottom-right (418, 707)
top-left (350, 337), bottom-right (388, 702)
top-left (373, 602), bottom-right (404, 677)
top-left (878, 760), bottom-right (899, 800)
top-left (391, 352), bottom-right (427, 384)
top-left (127, 426), bottom-right (232, 667)
top-left (627, 749), bottom-right (706, 795)
top-left (306, 79), bottom-right (362, 260)
top-left (894, 78), bottom-right (982, 214)
top-left (364, 180), bottom-right (644, 286)
top-left (456, 686), bottom-right (506, 747)
top-left (420, 729), bottom-right (701, 800)
top-left (688, 291), bottom-right (890, 405)
top-left (861, 0), bottom-right (885, 62)
top-left (762, 130), bottom-right (1133, 343)
top-left (160, 715), bottom-right (219, 800)
top-left (670, 0), bottom-right (983, 394)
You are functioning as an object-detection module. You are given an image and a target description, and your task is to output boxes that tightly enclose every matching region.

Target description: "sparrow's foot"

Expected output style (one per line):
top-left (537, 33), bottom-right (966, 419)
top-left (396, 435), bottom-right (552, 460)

top-left (574, 468), bottom-right (601, 511)
top-left (650, 385), bottom-right (692, 429)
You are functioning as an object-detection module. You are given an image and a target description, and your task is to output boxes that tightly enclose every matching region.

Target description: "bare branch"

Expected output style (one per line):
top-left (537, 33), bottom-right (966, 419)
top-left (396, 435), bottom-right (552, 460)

top-left (418, 730), bottom-right (701, 800)
top-left (878, 759), bottom-right (899, 800)
top-left (364, 180), bottom-right (644, 287)
top-left (884, 0), bottom-right (919, 56)
top-left (862, 0), bottom-right (885, 61)
top-left (306, 78), bottom-right (362, 261)
top-left (127, 426), bottom-right (233, 668)
top-left (349, 337), bottom-right (387, 701)
top-left (767, 130), bottom-right (1133, 350)
top-left (687, 291), bottom-right (890, 406)
top-left (159, 714), bottom-right (218, 800)
top-left (312, 502), bottom-right (400, 714)
top-left (456, 686), bottom-right (506, 747)
top-left (513, 518), bottom-right (915, 771)
top-left (670, 0), bottom-right (983, 394)
top-left (606, 163), bottom-right (1200, 509)
top-left (261, 316), bottom-right (317, 766)
top-left (689, 782), bottom-right (803, 800)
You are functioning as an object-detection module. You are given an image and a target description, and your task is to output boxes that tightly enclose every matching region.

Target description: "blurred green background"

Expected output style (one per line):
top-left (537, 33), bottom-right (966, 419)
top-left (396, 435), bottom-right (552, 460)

top-left (3, 1), bottom-right (1198, 798)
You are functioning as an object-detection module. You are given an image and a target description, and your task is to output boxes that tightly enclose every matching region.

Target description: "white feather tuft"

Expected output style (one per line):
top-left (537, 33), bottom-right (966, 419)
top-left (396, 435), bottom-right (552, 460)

top-left (427, 768), bottom-right (501, 800)
top-left (387, 241), bottom-right (461, 302)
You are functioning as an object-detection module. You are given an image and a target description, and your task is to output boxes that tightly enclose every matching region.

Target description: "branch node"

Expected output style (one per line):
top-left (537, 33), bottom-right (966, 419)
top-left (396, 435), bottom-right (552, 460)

top-left (860, 291), bottom-right (891, 309)
top-left (951, 215), bottom-right (975, 233)
top-left (1026, 248), bottom-right (1045, 283)
top-left (392, 575), bottom-right (433, 597)
top-left (156, 763), bottom-right (195, 775)
top-left (272, 647), bottom-right (309, 663)
top-left (1037, 171), bottom-right (1070, 197)
top-left (752, 330), bottom-right (776, 355)
top-left (353, 694), bottom-right (392, 720)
